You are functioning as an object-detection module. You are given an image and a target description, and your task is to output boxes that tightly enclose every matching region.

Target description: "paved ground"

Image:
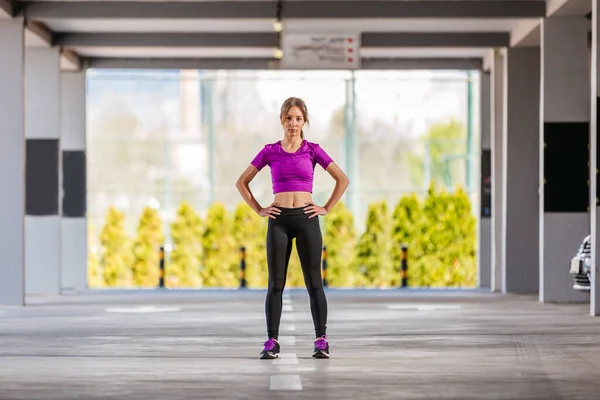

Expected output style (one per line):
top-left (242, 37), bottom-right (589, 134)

top-left (0, 288), bottom-right (599, 399)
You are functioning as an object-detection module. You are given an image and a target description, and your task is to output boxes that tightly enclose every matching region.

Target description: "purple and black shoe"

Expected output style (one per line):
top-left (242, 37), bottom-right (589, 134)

top-left (260, 338), bottom-right (280, 359)
top-left (312, 335), bottom-right (330, 359)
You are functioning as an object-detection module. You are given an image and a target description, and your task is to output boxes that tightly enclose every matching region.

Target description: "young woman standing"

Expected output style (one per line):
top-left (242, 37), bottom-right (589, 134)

top-left (235, 97), bottom-right (350, 359)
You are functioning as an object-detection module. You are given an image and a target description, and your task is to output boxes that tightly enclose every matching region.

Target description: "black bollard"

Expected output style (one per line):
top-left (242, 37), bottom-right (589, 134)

top-left (240, 246), bottom-right (247, 289)
top-left (400, 244), bottom-right (408, 288)
top-left (322, 246), bottom-right (328, 288)
top-left (158, 245), bottom-right (165, 288)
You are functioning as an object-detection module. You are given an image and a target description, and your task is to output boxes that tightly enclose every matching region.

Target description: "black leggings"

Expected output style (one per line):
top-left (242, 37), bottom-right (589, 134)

top-left (265, 206), bottom-right (327, 339)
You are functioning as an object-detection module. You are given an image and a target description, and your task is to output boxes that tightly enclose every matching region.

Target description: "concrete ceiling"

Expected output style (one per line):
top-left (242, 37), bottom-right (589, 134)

top-left (0, 0), bottom-right (594, 71)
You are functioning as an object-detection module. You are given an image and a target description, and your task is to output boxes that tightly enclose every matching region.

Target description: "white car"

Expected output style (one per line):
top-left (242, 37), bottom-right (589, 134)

top-left (569, 235), bottom-right (591, 291)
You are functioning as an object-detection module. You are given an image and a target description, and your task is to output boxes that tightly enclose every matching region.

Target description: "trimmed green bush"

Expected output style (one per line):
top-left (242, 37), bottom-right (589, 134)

top-left (322, 201), bottom-right (358, 287)
top-left (91, 187), bottom-right (477, 289)
top-left (391, 193), bottom-right (426, 287)
top-left (442, 187), bottom-right (477, 286)
top-left (233, 203), bottom-right (268, 288)
top-left (405, 183), bottom-right (477, 287)
top-left (356, 201), bottom-right (394, 288)
top-left (169, 201), bottom-right (203, 288)
top-left (99, 207), bottom-right (133, 287)
top-left (201, 203), bottom-right (238, 287)
top-left (131, 206), bottom-right (164, 287)
top-left (87, 222), bottom-right (103, 288)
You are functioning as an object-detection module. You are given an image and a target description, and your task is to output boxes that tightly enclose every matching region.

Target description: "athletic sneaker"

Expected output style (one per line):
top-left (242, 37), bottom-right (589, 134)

top-left (312, 335), bottom-right (330, 358)
top-left (260, 338), bottom-right (280, 359)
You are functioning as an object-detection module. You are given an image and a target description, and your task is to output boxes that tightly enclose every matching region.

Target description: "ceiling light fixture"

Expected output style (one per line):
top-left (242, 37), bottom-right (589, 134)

top-left (274, 0), bottom-right (283, 60)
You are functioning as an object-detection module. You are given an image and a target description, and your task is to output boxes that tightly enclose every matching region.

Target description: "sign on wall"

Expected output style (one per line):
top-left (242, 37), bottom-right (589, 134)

top-left (281, 33), bottom-right (361, 69)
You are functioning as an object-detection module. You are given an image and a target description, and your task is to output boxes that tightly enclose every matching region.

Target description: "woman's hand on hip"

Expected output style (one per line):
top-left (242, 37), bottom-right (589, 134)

top-left (304, 202), bottom-right (328, 218)
top-left (258, 203), bottom-right (281, 219)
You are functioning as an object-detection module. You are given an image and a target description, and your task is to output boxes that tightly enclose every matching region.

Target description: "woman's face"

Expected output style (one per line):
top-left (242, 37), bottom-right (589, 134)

top-left (283, 106), bottom-right (305, 137)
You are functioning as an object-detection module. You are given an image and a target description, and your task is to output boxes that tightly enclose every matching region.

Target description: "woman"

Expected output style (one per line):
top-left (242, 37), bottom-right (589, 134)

top-left (235, 97), bottom-right (350, 359)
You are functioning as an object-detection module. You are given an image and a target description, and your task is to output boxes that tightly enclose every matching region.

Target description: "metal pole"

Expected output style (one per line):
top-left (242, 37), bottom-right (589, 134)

top-left (239, 246), bottom-right (247, 288)
top-left (344, 71), bottom-right (359, 223)
top-left (158, 246), bottom-right (165, 288)
top-left (400, 244), bottom-right (408, 288)
top-left (207, 78), bottom-right (215, 205)
top-left (466, 70), bottom-right (474, 192)
top-left (164, 98), bottom-right (172, 244)
top-left (344, 78), bottom-right (352, 208)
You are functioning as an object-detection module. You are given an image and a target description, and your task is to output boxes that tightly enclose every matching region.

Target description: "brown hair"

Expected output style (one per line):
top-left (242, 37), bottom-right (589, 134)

top-left (280, 97), bottom-right (309, 139)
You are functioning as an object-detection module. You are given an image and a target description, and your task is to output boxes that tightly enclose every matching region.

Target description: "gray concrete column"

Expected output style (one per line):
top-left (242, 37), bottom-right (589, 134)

top-left (0, 19), bottom-right (25, 305)
top-left (24, 47), bottom-right (62, 296)
top-left (478, 70), bottom-right (492, 289)
top-left (60, 71), bottom-right (88, 292)
top-left (591, 1), bottom-right (600, 316)
top-left (540, 17), bottom-right (590, 303)
top-left (503, 47), bottom-right (540, 294)
top-left (490, 49), bottom-right (504, 293)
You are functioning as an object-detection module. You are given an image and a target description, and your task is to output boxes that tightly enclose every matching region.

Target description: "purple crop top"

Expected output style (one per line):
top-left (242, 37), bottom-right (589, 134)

top-left (250, 140), bottom-right (334, 194)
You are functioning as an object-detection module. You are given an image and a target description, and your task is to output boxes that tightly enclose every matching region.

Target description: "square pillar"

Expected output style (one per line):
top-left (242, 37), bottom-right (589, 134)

top-left (60, 71), bottom-right (88, 292)
top-left (540, 17), bottom-right (590, 303)
top-left (491, 49), bottom-right (505, 293)
top-left (591, 2), bottom-right (600, 316)
top-left (24, 47), bottom-right (62, 295)
top-left (503, 47), bottom-right (540, 294)
top-left (478, 69), bottom-right (492, 288)
top-left (0, 19), bottom-right (25, 305)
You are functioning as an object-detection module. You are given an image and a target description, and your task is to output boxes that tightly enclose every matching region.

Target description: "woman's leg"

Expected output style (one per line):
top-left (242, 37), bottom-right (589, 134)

top-left (265, 218), bottom-right (293, 340)
top-left (295, 216), bottom-right (327, 339)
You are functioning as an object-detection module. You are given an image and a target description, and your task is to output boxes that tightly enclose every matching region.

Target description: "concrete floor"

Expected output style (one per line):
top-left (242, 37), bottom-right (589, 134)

top-left (0, 288), bottom-right (599, 399)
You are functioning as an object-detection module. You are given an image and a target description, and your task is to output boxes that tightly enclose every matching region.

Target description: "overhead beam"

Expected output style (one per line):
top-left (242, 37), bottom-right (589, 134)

top-left (58, 32), bottom-right (509, 48)
top-left (88, 57), bottom-right (279, 70)
top-left (482, 49), bottom-right (494, 72)
top-left (25, 0), bottom-right (546, 20)
top-left (361, 58), bottom-right (481, 70)
top-left (60, 49), bottom-right (83, 71)
top-left (510, 19), bottom-right (541, 47)
top-left (511, 0), bottom-right (591, 47)
top-left (0, 0), bottom-right (15, 17)
top-left (546, 0), bottom-right (591, 16)
top-left (25, 20), bottom-right (53, 46)
top-left (57, 33), bottom-right (278, 48)
top-left (361, 33), bottom-right (509, 48)
top-left (87, 56), bottom-right (481, 70)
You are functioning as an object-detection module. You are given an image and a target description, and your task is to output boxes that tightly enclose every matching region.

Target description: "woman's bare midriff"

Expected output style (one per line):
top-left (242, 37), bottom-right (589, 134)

top-left (273, 191), bottom-right (313, 208)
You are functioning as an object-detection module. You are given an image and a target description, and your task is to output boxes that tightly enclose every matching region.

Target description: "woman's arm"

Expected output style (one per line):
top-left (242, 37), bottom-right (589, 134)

top-left (323, 162), bottom-right (350, 212)
top-left (235, 165), bottom-right (280, 219)
top-left (304, 162), bottom-right (350, 218)
top-left (235, 165), bottom-right (262, 213)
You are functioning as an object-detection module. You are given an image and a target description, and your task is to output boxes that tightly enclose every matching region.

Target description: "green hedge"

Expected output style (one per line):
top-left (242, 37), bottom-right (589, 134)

top-left (89, 183), bottom-right (477, 289)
